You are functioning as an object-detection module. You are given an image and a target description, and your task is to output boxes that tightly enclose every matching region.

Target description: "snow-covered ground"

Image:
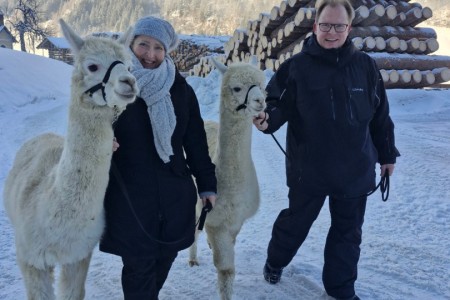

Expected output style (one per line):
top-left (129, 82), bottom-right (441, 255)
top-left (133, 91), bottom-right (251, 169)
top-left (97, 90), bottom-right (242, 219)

top-left (1, 39), bottom-right (449, 300)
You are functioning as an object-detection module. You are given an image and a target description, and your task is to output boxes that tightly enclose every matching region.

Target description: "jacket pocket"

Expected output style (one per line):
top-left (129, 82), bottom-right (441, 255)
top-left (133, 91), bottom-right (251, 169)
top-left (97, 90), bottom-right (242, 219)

top-left (347, 87), bottom-right (373, 123)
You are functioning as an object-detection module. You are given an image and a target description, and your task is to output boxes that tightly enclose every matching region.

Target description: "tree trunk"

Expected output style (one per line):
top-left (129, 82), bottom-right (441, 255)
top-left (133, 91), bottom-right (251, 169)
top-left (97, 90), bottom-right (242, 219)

top-left (19, 29), bottom-right (26, 52)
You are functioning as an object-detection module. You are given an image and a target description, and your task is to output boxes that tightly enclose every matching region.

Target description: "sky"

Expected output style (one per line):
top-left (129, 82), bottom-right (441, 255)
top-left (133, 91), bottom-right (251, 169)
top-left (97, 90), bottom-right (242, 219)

top-left (0, 34), bottom-right (449, 299)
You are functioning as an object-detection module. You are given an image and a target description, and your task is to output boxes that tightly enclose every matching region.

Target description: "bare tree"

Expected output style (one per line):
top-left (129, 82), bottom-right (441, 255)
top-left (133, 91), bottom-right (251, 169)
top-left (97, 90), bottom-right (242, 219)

top-left (9, 0), bottom-right (54, 52)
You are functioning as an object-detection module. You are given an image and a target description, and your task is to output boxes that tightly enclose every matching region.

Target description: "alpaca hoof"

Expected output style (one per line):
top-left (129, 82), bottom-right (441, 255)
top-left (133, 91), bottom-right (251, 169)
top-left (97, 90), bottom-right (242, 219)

top-left (189, 260), bottom-right (199, 267)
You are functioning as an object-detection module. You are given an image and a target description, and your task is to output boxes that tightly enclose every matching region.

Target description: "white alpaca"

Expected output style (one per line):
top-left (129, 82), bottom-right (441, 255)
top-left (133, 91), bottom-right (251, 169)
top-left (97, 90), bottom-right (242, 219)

top-left (189, 58), bottom-right (266, 300)
top-left (3, 20), bottom-right (138, 300)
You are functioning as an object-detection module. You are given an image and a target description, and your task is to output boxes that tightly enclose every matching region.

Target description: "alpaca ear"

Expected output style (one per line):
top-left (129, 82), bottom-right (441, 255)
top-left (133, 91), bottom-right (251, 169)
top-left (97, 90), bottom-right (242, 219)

top-left (118, 26), bottom-right (134, 48)
top-left (59, 19), bottom-right (84, 55)
top-left (249, 55), bottom-right (259, 67)
top-left (211, 57), bottom-right (228, 75)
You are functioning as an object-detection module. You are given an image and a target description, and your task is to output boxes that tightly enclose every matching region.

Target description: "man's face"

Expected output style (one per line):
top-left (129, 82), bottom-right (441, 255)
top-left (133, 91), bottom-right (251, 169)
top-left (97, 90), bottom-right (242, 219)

top-left (313, 4), bottom-right (351, 49)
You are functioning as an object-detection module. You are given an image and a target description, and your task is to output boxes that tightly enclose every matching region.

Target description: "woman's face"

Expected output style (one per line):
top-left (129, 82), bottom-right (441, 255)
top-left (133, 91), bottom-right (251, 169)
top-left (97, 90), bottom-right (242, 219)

top-left (131, 35), bottom-right (166, 69)
top-left (313, 4), bottom-right (351, 49)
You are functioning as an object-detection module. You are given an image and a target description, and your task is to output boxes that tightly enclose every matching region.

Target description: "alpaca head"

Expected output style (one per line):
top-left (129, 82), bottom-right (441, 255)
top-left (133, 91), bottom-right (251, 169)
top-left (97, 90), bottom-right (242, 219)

top-left (213, 57), bottom-right (266, 117)
top-left (59, 19), bottom-right (138, 112)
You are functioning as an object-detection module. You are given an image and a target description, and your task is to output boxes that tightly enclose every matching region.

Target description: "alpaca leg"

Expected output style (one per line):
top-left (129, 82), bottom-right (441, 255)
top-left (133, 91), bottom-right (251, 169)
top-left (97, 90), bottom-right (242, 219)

top-left (188, 229), bottom-right (201, 266)
top-left (18, 259), bottom-right (55, 300)
top-left (207, 226), bottom-right (237, 300)
top-left (57, 252), bottom-right (92, 300)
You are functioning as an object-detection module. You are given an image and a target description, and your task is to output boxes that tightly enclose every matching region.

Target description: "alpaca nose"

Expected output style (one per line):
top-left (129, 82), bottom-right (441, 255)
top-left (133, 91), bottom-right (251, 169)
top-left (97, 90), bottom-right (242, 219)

top-left (120, 75), bottom-right (136, 89)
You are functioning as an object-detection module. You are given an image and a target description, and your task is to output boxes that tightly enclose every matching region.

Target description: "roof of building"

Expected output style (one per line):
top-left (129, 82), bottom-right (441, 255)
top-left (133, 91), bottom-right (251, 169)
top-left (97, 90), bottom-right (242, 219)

top-left (0, 25), bottom-right (17, 42)
top-left (37, 37), bottom-right (71, 50)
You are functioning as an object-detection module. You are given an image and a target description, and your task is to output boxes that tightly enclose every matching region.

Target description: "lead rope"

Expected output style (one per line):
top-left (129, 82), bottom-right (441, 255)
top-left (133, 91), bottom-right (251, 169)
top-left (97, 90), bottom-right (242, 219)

top-left (111, 162), bottom-right (210, 244)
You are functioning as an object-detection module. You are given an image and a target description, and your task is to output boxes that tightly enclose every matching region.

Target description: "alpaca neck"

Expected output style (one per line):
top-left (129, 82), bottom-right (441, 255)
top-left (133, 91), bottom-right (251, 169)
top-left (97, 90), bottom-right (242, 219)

top-left (216, 107), bottom-right (253, 171)
top-left (55, 99), bottom-right (115, 213)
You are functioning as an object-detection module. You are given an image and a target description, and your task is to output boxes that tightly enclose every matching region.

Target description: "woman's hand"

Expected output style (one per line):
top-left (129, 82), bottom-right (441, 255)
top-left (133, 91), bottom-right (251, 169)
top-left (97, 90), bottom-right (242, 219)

top-left (201, 194), bottom-right (217, 209)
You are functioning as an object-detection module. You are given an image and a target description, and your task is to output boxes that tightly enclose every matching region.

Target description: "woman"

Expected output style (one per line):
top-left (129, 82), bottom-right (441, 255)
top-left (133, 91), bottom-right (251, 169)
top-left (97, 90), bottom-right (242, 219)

top-left (100, 16), bottom-right (217, 299)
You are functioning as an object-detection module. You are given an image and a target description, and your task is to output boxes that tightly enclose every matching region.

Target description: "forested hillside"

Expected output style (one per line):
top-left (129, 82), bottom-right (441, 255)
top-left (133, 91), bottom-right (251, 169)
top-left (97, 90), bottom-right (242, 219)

top-left (1, 0), bottom-right (449, 49)
top-left (0, 0), bottom-right (280, 36)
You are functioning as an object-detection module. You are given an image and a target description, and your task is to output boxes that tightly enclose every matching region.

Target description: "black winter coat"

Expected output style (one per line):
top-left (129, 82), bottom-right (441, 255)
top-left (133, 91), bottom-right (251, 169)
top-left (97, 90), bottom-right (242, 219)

top-left (264, 35), bottom-right (400, 197)
top-left (100, 71), bottom-right (216, 258)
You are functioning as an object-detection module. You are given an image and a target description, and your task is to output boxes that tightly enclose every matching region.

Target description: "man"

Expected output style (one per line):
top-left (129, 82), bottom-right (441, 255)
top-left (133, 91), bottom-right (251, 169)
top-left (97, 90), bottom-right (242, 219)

top-left (253, 0), bottom-right (400, 299)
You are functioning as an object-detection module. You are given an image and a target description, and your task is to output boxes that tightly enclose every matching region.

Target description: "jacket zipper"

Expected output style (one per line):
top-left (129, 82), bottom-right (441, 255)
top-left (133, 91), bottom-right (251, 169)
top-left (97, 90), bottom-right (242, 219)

top-left (348, 89), bottom-right (354, 120)
top-left (330, 88), bottom-right (336, 120)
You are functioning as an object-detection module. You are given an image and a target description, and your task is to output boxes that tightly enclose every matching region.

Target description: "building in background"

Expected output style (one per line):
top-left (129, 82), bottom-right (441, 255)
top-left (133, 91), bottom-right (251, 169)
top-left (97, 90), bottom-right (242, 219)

top-left (0, 13), bottom-right (17, 49)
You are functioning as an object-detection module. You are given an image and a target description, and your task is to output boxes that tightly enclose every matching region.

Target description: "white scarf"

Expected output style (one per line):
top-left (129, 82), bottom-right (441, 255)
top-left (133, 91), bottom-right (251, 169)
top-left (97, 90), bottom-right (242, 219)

top-left (131, 53), bottom-right (177, 163)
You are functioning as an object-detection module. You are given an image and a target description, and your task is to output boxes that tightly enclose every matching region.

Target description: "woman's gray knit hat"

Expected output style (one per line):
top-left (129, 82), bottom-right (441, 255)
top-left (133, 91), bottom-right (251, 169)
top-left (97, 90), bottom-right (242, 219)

top-left (133, 16), bottom-right (179, 52)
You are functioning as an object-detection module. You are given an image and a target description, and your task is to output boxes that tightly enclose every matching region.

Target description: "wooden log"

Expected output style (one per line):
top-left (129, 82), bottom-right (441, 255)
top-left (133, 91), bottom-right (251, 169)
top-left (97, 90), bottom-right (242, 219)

top-left (374, 36), bottom-right (387, 51)
top-left (370, 53), bottom-right (450, 71)
top-left (278, 35), bottom-right (304, 58)
top-left (291, 7), bottom-right (315, 28)
top-left (424, 38), bottom-right (439, 55)
top-left (399, 39), bottom-right (407, 52)
top-left (363, 36), bottom-right (376, 51)
top-left (359, 4), bottom-right (385, 26)
top-left (433, 68), bottom-right (450, 83)
top-left (385, 36), bottom-right (400, 52)
top-left (271, 6), bottom-right (280, 21)
top-left (388, 69), bottom-right (400, 84)
top-left (288, 0), bottom-right (311, 10)
top-left (293, 40), bottom-right (304, 55)
top-left (408, 7), bottom-right (433, 27)
top-left (260, 35), bottom-right (269, 49)
top-left (270, 13), bottom-right (296, 40)
top-left (265, 58), bottom-right (276, 71)
top-left (380, 69), bottom-right (390, 83)
top-left (275, 59), bottom-right (281, 70)
top-left (371, 5), bottom-right (398, 26)
top-left (352, 37), bottom-right (364, 50)
top-left (400, 7), bottom-right (422, 26)
top-left (279, 0), bottom-right (289, 17)
top-left (391, 12), bottom-right (406, 26)
top-left (420, 70), bottom-right (436, 85)
top-left (397, 69), bottom-right (412, 83)
top-left (349, 26), bottom-right (437, 41)
top-left (406, 38), bottom-right (420, 53)
top-left (409, 69), bottom-right (422, 83)
top-left (416, 41), bottom-right (427, 54)
top-left (387, 0), bottom-right (421, 13)
top-left (353, 5), bottom-right (370, 26)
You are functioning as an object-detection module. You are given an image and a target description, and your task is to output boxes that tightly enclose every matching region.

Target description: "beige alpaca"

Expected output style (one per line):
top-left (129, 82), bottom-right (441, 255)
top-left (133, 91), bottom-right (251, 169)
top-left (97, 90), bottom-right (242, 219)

top-left (3, 20), bottom-right (138, 300)
top-left (189, 58), bottom-right (266, 300)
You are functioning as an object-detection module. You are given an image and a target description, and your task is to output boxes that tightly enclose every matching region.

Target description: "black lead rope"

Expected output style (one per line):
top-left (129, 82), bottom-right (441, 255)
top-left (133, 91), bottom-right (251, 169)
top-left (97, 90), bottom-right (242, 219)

top-left (84, 60), bottom-right (124, 101)
top-left (197, 200), bottom-right (213, 231)
top-left (269, 133), bottom-right (390, 201)
top-left (111, 162), bottom-right (208, 245)
top-left (367, 171), bottom-right (390, 201)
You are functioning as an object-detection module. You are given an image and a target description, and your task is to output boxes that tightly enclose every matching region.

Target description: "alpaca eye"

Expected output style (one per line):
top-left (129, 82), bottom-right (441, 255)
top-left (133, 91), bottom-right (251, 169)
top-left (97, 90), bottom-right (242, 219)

top-left (233, 87), bottom-right (241, 92)
top-left (88, 64), bottom-right (98, 72)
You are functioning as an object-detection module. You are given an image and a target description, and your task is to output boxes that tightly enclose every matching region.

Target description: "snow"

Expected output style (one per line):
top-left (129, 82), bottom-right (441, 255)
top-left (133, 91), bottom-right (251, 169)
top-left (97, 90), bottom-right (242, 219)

top-left (45, 37), bottom-right (71, 49)
top-left (1, 41), bottom-right (449, 300)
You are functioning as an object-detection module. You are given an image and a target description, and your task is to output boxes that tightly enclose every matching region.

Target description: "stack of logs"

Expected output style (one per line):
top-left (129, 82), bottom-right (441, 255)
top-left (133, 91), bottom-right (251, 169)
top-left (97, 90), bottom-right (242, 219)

top-left (170, 39), bottom-right (224, 72)
top-left (190, 0), bottom-right (450, 88)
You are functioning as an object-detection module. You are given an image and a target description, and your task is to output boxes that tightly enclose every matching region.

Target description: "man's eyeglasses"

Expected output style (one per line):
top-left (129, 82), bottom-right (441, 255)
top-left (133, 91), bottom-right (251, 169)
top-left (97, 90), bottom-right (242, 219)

top-left (318, 23), bottom-right (349, 33)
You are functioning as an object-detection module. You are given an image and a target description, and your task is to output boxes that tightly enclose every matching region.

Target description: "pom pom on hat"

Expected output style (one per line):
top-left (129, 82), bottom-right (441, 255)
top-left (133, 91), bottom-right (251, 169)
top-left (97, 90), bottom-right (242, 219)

top-left (133, 16), bottom-right (179, 52)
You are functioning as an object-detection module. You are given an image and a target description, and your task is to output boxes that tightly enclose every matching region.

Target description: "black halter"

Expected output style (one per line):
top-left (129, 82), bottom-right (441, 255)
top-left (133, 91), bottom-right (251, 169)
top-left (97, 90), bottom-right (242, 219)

top-left (84, 60), bottom-right (124, 102)
top-left (236, 84), bottom-right (258, 111)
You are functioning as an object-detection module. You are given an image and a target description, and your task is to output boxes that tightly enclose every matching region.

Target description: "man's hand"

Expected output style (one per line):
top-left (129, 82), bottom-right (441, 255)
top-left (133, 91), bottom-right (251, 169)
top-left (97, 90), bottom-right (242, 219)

top-left (113, 137), bottom-right (120, 152)
top-left (380, 164), bottom-right (395, 176)
top-left (253, 111), bottom-right (269, 131)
